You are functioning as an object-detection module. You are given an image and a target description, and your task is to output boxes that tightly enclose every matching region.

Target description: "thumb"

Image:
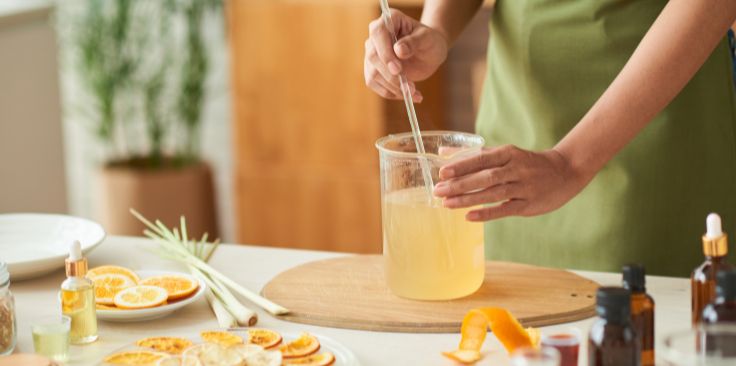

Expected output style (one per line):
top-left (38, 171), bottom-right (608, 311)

top-left (394, 34), bottom-right (422, 60)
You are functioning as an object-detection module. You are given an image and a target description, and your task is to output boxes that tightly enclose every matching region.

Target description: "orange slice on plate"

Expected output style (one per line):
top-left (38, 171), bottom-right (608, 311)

top-left (113, 285), bottom-right (168, 310)
top-left (200, 331), bottom-right (244, 347)
top-left (279, 333), bottom-right (320, 358)
top-left (136, 336), bottom-right (194, 354)
top-left (282, 352), bottom-right (335, 366)
top-left (88, 265), bottom-right (140, 284)
top-left (93, 273), bottom-right (136, 305)
top-left (103, 350), bottom-right (168, 365)
top-left (140, 274), bottom-right (199, 301)
top-left (247, 328), bottom-right (283, 349)
top-left (443, 307), bottom-right (540, 364)
top-left (96, 303), bottom-right (119, 311)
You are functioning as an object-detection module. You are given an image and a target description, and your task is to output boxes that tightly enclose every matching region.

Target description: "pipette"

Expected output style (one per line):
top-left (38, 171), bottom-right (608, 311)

top-left (378, 0), bottom-right (435, 198)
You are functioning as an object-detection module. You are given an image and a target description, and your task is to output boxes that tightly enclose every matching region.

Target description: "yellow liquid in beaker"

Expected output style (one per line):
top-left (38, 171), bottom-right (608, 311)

top-left (382, 187), bottom-right (485, 300)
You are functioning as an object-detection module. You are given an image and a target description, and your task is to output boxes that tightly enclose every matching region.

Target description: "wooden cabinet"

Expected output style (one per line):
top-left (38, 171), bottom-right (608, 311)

top-left (227, 0), bottom-right (446, 253)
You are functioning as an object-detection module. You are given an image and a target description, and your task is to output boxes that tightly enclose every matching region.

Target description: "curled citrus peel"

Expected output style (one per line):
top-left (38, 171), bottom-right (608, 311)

top-left (443, 307), bottom-right (540, 364)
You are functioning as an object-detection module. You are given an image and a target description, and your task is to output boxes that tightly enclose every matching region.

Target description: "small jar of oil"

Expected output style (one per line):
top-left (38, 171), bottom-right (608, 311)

top-left (60, 241), bottom-right (98, 344)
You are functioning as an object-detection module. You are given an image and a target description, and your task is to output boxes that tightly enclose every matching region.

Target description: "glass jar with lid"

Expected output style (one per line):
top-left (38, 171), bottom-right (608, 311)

top-left (0, 262), bottom-right (16, 355)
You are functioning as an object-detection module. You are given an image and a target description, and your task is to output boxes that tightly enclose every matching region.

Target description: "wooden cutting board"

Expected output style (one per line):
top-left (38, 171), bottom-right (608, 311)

top-left (262, 255), bottom-right (599, 333)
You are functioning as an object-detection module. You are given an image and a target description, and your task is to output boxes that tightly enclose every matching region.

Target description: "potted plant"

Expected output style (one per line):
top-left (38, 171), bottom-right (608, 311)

top-left (58, 0), bottom-right (223, 237)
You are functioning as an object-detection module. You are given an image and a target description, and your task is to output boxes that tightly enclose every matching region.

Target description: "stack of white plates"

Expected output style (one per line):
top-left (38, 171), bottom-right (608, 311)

top-left (0, 213), bottom-right (105, 280)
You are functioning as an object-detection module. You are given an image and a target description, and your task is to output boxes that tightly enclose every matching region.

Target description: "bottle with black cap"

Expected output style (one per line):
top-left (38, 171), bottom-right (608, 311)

top-left (622, 264), bottom-right (654, 366)
top-left (702, 269), bottom-right (736, 324)
top-left (588, 287), bottom-right (640, 366)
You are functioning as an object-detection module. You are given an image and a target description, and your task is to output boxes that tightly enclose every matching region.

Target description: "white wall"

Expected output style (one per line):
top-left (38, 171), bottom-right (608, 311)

top-left (0, 1), bottom-right (67, 214)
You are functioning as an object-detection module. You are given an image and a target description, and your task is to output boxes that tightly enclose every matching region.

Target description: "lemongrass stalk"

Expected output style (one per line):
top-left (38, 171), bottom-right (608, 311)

top-left (180, 216), bottom-right (190, 252)
top-left (190, 266), bottom-right (257, 326)
top-left (205, 289), bottom-right (238, 328)
top-left (134, 209), bottom-right (289, 316)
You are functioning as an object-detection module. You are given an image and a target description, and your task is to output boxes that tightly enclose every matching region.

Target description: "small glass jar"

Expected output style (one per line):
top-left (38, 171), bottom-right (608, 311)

top-left (0, 262), bottom-right (16, 355)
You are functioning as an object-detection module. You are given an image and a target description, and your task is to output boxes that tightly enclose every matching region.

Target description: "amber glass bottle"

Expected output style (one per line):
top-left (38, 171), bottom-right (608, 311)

top-left (622, 264), bottom-right (654, 366)
top-left (701, 269), bottom-right (736, 357)
top-left (692, 213), bottom-right (733, 325)
top-left (588, 287), bottom-right (640, 366)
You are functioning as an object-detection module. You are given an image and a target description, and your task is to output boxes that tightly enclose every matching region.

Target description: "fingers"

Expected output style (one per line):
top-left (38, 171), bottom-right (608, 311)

top-left (434, 168), bottom-right (514, 198)
top-left (442, 183), bottom-right (521, 209)
top-left (439, 145), bottom-right (514, 180)
top-left (467, 199), bottom-right (527, 221)
top-left (369, 18), bottom-right (402, 75)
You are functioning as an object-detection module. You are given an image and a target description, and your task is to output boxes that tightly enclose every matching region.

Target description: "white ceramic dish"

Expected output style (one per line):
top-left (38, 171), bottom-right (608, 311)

top-left (0, 213), bottom-right (106, 280)
top-left (99, 329), bottom-right (360, 365)
top-left (96, 270), bottom-right (207, 322)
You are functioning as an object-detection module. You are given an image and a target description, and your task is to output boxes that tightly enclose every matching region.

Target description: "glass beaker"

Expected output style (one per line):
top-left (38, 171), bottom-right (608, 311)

top-left (662, 324), bottom-right (736, 365)
top-left (375, 131), bottom-right (486, 300)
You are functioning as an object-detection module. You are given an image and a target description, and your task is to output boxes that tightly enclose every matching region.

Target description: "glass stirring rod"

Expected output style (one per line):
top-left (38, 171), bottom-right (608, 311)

top-left (378, 0), bottom-right (436, 198)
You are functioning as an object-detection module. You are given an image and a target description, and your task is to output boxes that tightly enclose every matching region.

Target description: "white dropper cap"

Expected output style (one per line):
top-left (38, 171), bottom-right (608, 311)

top-left (706, 213), bottom-right (723, 239)
top-left (68, 240), bottom-right (83, 261)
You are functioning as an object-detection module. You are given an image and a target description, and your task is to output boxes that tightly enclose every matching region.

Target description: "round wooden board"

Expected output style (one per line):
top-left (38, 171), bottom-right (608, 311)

top-left (262, 255), bottom-right (599, 333)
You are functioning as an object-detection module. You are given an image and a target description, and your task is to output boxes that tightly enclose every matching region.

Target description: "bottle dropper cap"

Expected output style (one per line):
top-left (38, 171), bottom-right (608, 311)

top-left (622, 263), bottom-right (646, 293)
top-left (703, 213), bottom-right (728, 257)
top-left (716, 269), bottom-right (736, 301)
top-left (65, 240), bottom-right (88, 277)
top-left (596, 287), bottom-right (631, 324)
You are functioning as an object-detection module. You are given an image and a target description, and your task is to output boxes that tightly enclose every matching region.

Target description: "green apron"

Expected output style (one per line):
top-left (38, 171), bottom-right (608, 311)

top-left (476, 0), bottom-right (736, 276)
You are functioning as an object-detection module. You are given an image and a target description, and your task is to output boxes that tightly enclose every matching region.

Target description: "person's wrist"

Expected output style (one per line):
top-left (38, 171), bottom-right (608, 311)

top-left (547, 147), bottom-right (596, 190)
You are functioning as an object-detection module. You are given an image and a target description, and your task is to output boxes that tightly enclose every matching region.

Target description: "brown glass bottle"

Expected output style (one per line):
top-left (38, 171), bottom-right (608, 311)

top-left (701, 269), bottom-right (736, 357)
top-left (692, 213), bottom-right (733, 325)
top-left (623, 264), bottom-right (654, 366)
top-left (588, 287), bottom-right (641, 366)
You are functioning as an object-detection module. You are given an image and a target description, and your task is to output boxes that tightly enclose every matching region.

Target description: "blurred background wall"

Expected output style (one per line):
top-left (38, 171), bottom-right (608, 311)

top-left (0, 0), bottom-right (491, 251)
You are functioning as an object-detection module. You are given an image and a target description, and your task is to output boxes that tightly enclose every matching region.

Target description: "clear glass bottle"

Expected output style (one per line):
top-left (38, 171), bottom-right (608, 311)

top-left (60, 241), bottom-right (98, 344)
top-left (588, 287), bottom-right (641, 366)
top-left (0, 262), bottom-right (16, 355)
top-left (622, 264), bottom-right (655, 366)
top-left (692, 213), bottom-right (733, 325)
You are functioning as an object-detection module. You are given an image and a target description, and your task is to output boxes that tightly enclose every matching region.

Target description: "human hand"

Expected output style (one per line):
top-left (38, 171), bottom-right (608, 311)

top-left (364, 9), bottom-right (449, 102)
top-left (433, 145), bottom-right (593, 221)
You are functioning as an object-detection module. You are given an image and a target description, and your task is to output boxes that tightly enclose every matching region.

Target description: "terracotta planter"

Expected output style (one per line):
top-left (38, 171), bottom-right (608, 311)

top-left (98, 161), bottom-right (219, 239)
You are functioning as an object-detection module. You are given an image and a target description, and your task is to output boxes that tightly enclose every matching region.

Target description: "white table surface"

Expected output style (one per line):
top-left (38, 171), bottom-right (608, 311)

top-left (12, 236), bottom-right (691, 365)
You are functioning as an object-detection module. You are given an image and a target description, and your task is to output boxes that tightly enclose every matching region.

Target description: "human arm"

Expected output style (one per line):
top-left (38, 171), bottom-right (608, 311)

top-left (434, 0), bottom-right (736, 221)
top-left (363, 0), bottom-right (484, 101)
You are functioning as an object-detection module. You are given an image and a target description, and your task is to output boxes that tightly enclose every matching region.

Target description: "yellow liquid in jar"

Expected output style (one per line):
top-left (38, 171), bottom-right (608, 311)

top-left (382, 187), bottom-right (485, 300)
top-left (61, 287), bottom-right (98, 344)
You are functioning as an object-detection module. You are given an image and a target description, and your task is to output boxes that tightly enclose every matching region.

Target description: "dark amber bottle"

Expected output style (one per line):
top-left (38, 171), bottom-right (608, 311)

top-left (692, 213), bottom-right (733, 325)
top-left (701, 269), bottom-right (736, 357)
top-left (622, 264), bottom-right (654, 366)
top-left (588, 287), bottom-right (641, 366)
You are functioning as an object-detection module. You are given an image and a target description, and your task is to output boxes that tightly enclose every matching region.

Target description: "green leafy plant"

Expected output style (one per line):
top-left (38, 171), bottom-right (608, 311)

top-left (58, 0), bottom-right (223, 169)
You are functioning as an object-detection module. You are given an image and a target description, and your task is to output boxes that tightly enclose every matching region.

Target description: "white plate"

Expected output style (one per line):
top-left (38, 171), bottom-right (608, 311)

top-left (0, 213), bottom-right (106, 280)
top-left (100, 329), bottom-right (360, 366)
top-left (96, 270), bottom-right (207, 322)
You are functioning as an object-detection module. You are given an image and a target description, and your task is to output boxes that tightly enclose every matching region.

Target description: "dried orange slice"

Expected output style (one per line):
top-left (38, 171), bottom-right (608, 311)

top-left (137, 336), bottom-right (194, 354)
top-left (93, 273), bottom-right (136, 305)
top-left (282, 352), bottom-right (335, 366)
top-left (140, 274), bottom-right (199, 301)
top-left (230, 344), bottom-right (282, 366)
top-left (96, 303), bottom-right (119, 310)
top-left (247, 328), bottom-right (283, 349)
top-left (113, 285), bottom-right (168, 309)
top-left (103, 350), bottom-right (168, 365)
top-left (443, 307), bottom-right (539, 364)
top-left (279, 333), bottom-right (320, 358)
top-left (200, 331), bottom-right (244, 347)
top-left (88, 265), bottom-right (140, 284)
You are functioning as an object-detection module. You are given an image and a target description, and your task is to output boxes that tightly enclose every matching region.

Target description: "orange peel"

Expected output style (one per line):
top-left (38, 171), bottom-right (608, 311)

top-left (443, 307), bottom-right (539, 364)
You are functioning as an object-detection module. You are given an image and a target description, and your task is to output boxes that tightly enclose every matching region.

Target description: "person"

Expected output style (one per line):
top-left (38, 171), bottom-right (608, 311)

top-left (364, 0), bottom-right (736, 276)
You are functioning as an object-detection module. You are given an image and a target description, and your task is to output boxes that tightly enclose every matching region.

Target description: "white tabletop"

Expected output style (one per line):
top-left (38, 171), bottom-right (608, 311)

top-left (12, 236), bottom-right (691, 365)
